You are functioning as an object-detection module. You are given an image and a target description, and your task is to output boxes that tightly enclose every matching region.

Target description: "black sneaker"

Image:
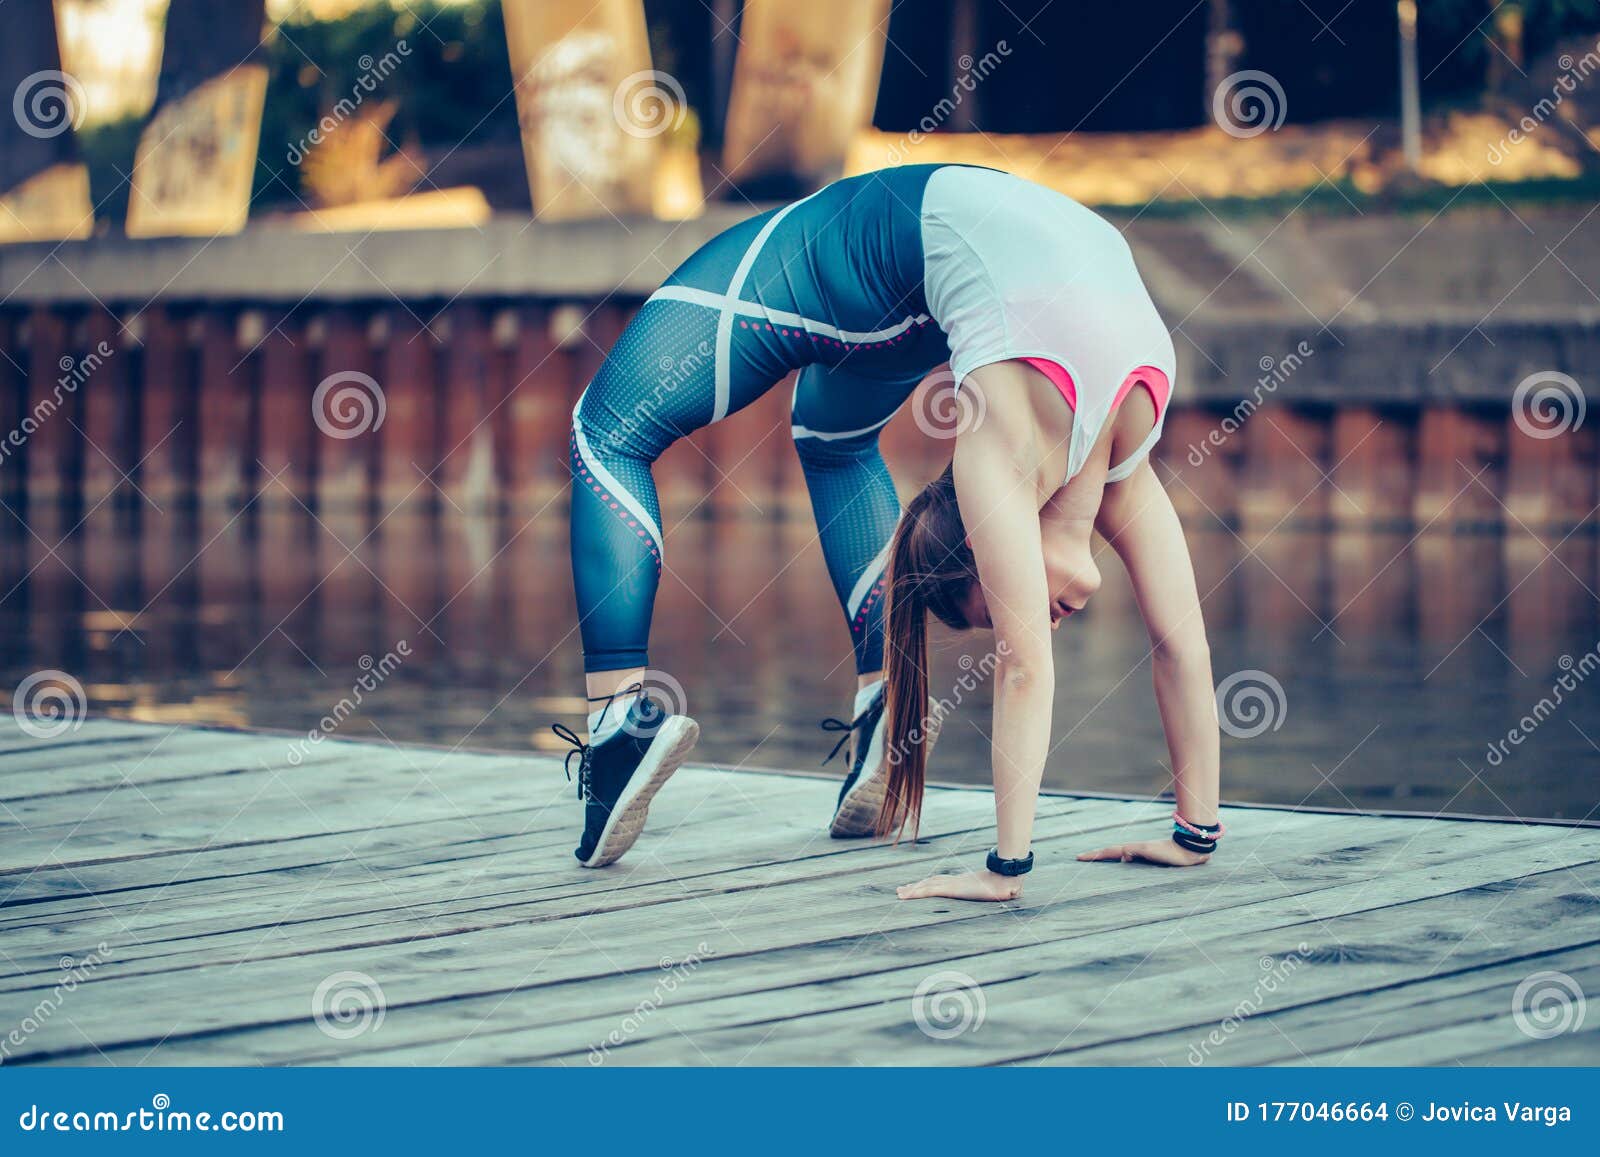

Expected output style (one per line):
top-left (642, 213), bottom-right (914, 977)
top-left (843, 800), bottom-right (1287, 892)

top-left (552, 696), bottom-right (700, 868)
top-left (821, 685), bottom-right (942, 838)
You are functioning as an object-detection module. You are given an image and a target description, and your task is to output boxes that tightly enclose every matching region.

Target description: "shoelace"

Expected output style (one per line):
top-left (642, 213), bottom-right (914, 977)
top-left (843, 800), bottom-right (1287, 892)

top-left (550, 681), bottom-right (648, 801)
top-left (818, 702), bottom-right (875, 767)
top-left (550, 724), bottom-right (593, 801)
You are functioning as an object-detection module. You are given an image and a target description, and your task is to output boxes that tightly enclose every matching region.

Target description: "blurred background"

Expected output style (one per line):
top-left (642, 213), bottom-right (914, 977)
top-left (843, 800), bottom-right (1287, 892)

top-left (1, 0), bottom-right (1598, 820)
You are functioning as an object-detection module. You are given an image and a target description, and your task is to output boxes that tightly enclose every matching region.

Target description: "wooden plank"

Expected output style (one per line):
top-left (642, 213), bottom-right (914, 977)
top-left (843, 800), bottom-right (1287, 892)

top-left (0, 747), bottom-right (535, 871)
top-left (105, 816), bottom-right (1580, 1066)
top-left (373, 823), bottom-right (1598, 1066)
top-left (0, 721), bottom-right (188, 766)
top-left (0, 806), bottom-right (1483, 1060)
top-left (1456, 1025), bottom-right (1600, 1066)
top-left (0, 779), bottom-right (1092, 960)
top-left (21, 813), bottom-right (1593, 1067)
top-left (0, 762), bottom-right (847, 912)
top-left (0, 727), bottom-right (464, 803)
top-left (553, 859), bottom-right (1600, 1067)
top-left (3, 724), bottom-right (1595, 1067)
top-left (1285, 959), bottom-right (1600, 1066)
top-left (1040, 944), bottom-right (1600, 1066)
top-left (0, 806), bottom-right (571, 910)
top-left (0, 798), bottom-right (1262, 1055)
top-left (0, 796), bottom-right (1138, 975)
top-left (0, 770), bottom-right (862, 953)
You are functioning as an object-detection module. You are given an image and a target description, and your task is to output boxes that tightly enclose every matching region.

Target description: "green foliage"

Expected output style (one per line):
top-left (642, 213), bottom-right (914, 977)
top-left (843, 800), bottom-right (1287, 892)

top-left (254, 0), bottom-right (518, 207)
top-left (75, 115), bottom-right (144, 229)
top-left (1424, 0), bottom-right (1600, 44)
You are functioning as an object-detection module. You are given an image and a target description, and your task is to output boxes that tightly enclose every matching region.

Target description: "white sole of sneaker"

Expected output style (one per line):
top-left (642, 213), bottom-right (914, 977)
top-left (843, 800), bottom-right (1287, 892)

top-left (580, 715), bottom-right (700, 869)
top-left (829, 703), bottom-right (941, 839)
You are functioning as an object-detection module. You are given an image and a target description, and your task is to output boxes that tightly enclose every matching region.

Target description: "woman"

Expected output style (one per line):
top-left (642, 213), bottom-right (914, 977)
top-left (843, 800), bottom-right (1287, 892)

top-left (555, 164), bottom-right (1223, 892)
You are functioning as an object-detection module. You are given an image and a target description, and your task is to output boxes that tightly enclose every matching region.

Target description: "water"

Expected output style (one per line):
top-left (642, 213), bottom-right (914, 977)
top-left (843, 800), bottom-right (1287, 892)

top-left (3, 505), bottom-right (1597, 821)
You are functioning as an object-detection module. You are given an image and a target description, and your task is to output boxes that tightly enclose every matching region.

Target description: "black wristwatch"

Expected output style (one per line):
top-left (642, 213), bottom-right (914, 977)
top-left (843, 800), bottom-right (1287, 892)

top-left (986, 848), bottom-right (1034, 877)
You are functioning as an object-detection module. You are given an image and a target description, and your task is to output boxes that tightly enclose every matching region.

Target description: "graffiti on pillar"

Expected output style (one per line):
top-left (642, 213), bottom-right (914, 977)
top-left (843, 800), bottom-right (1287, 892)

top-left (523, 30), bottom-right (625, 191)
top-left (722, 0), bottom-right (891, 189)
top-left (126, 67), bottom-right (268, 238)
top-left (502, 0), bottom-right (658, 221)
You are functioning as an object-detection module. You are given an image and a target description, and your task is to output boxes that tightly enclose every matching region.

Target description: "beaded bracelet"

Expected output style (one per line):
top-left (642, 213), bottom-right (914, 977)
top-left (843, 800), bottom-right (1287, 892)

top-left (1171, 810), bottom-right (1223, 854)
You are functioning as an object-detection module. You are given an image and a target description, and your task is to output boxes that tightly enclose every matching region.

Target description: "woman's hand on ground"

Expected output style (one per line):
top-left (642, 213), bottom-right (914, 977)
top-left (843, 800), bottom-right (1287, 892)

top-left (896, 869), bottom-right (1022, 902)
top-left (1077, 838), bottom-right (1210, 867)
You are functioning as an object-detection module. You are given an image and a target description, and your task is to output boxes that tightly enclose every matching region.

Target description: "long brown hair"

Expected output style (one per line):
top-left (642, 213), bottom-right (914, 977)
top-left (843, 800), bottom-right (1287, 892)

top-left (876, 464), bottom-right (980, 840)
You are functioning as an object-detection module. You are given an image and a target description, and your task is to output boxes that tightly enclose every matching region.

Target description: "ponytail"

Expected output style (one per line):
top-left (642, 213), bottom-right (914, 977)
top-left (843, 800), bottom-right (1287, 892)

top-left (877, 514), bottom-right (930, 840)
top-left (874, 466), bottom-right (980, 841)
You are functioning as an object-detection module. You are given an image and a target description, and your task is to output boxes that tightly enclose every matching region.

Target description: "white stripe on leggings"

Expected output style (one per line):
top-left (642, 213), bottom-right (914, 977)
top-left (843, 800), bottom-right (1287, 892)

top-left (572, 404), bottom-right (665, 560)
top-left (712, 196), bottom-right (813, 422)
top-left (790, 413), bottom-right (897, 442)
top-left (845, 541), bottom-right (892, 620)
top-left (653, 284), bottom-right (929, 346)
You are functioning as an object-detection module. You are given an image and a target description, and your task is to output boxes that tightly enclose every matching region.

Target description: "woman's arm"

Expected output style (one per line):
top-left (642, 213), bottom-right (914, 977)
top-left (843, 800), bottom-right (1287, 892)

top-left (1080, 459), bottom-right (1220, 866)
top-left (896, 376), bottom-right (1061, 902)
top-left (956, 430), bottom-right (1056, 862)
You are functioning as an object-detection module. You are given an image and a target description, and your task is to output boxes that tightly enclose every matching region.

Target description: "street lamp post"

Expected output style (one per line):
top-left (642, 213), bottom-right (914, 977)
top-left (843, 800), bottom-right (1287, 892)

top-left (1398, 0), bottom-right (1422, 172)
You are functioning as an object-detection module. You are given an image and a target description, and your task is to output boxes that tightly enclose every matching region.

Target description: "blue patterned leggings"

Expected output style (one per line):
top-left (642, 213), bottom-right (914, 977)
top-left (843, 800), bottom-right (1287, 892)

top-left (571, 294), bottom-right (945, 676)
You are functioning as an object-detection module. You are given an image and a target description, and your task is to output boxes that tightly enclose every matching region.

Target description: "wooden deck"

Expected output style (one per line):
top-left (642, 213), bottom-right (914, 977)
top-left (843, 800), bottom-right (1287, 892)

top-left (2, 717), bottom-right (1598, 1067)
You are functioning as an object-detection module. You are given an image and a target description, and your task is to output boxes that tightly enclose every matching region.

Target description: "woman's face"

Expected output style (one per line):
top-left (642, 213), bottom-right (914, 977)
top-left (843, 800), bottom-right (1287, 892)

top-left (958, 521), bottom-right (1102, 631)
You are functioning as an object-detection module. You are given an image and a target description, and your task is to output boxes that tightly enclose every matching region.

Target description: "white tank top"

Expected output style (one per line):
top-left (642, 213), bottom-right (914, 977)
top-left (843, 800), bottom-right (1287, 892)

top-left (919, 166), bottom-right (1176, 484)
